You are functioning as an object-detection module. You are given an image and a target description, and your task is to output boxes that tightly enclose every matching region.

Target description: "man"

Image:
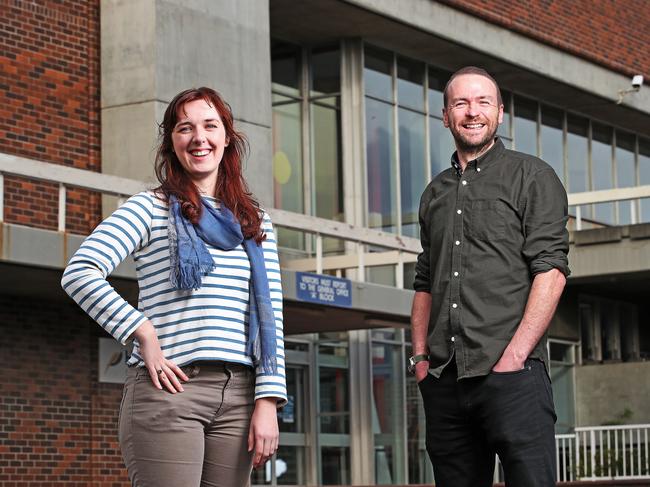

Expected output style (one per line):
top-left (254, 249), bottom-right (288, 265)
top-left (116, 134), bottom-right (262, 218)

top-left (410, 66), bottom-right (569, 487)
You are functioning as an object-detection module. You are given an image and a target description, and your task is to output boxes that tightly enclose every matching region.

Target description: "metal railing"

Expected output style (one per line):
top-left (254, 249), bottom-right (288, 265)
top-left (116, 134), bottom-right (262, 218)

top-left (0, 153), bottom-right (421, 286)
top-left (568, 186), bottom-right (650, 230)
top-left (495, 424), bottom-right (650, 482)
top-left (2, 152), bottom-right (650, 287)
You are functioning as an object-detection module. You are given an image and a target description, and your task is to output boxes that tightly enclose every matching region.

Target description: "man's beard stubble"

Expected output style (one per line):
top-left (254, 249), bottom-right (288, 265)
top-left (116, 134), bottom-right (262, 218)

top-left (452, 125), bottom-right (498, 157)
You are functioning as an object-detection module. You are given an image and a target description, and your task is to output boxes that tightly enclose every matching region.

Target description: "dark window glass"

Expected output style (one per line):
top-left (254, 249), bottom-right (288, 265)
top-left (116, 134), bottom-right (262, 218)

top-left (311, 46), bottom-right (340, 95)
top-left (364, 47), bottom-right (392, 101)
top-left (497, 91), bottom-right (511, 139)
top-left (567, 114), bottom-right (590, 220)
top-left (397, 57), bottom-right (424, 111)
top-left (639, 138), bottom-right (650, 222)
top-left (514, 96), bottom-right (537, 156)
top-left (272, 40), bottom-right (301, 97)
top-left (591, 123), bottom-right (614, 224)
top-left (428, 66), bottom-right (448, 118)
top-left (541, 105), bottom-right (564, 181)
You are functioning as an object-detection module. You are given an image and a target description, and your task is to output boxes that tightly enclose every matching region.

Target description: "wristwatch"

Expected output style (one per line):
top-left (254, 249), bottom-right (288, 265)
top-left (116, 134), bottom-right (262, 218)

top-left (408, 354), bottom-right (430, 374)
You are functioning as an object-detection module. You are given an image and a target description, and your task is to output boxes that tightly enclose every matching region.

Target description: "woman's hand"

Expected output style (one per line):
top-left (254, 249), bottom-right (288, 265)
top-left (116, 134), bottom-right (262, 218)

top-left (247, 397), bottom-right (279, 469)
top-left (133, 320), bottom-right (188, 393)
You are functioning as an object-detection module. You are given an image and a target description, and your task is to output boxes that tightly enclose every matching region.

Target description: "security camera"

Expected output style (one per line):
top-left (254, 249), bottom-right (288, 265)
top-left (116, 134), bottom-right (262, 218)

top-left (617, 75), bottom-right (644, 104)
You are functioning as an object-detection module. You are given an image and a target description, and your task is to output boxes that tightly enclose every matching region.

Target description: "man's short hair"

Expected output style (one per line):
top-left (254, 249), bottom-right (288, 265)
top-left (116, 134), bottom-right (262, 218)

top-left (443, 66), bottom-right (503, 107)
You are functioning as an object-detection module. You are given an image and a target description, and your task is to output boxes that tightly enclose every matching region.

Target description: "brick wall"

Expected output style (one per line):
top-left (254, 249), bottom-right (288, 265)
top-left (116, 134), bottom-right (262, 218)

top-left (0, 0), bottom-right (101, 234)
top-left (438, 0), bottom-right (650, 80)
top-left (0, 296), bottom-right (129, 486)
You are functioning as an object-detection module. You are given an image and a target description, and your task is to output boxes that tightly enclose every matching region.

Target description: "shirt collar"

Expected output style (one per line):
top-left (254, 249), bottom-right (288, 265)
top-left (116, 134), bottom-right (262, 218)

top-left (450, 137), bottom-right (506, 176)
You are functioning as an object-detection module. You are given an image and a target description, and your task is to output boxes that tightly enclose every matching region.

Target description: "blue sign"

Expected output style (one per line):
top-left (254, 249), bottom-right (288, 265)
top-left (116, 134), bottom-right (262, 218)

top-left (296, 272), bottom-right (352, 308)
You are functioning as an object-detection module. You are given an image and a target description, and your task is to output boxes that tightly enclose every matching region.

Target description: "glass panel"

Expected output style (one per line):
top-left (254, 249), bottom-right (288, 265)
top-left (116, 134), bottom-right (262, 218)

top-left (399, 108), bottom-right (426, 238)
top-left (592, 123), bottom-right (614, 224)
top-left (366, 98), bottom-right (397, 232)
top-left (366, 264), bottom-right (396, 287)
top-left (406, 367), bottom-right (434, 483)
top-left (616, 131), bottom-right (636, 225)
top-left (272, 102), bottom-right (304, 248)
top-left (276, 446), bottom-right (306, 485)
top-left (397, 57), bottom-right (424, 111)
top-left (497, 91), bottom-right (511, 139)
top-left (428, 67), bottom-right (448, 118)
top-left (640, 138), bottom-right (650, 223)
top-left (279, 367), bottom-right (305, 433)
top-left (311, 99), bottom-right (344, 252)
top-left (429, 117), bottom-right (455, 179)
top-left (364, 47), bottom-right (392, 101)
top-left (311, 46), bottom-right (340, 96)
top-left (540, 105), bottom-right (564, 182)
top-left (567, 114), bottom-right (591, 221)
top-left (251, 446), bottom-right (307, 485)
top-left (321, 447), bottom-right (350, 485)
top-left (513, 96), bottom-right (537, 156)
top-left (373, 340), bottom-right (405, 484)
top-left (551, 363), bottom-right (575, 434)
top-left (272, 40), bottom-right (301, 98)
top-left (319, 367), bottom-right (349, 434)
top-left (403, 262), bottom-right (416, 291)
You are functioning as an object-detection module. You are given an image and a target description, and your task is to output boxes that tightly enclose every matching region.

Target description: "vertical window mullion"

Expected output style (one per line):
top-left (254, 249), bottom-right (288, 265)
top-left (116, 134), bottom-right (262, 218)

top-left (423, 68), bottom-right (432, 183)
top-left (511, 95), bottom-right (517, 150)
top-left (301, 48), bottom-right (312, 220)
top-left (587, 120), bottom-right (594, 218)
top-left (536, 101), bottom-right (542, 157)
top-left (392, 55), bottom-right (402, 235)
top-left (563, 111), bottom-right (568, 187)
top-left (635, 136), bottom-right (641, 221)
top-left (612, 130), bottom-right (619, 224)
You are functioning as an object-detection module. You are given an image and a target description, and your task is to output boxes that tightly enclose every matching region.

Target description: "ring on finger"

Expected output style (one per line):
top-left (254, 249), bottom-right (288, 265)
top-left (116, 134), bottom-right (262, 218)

top-left (156, 369), bottom-right (164, 375)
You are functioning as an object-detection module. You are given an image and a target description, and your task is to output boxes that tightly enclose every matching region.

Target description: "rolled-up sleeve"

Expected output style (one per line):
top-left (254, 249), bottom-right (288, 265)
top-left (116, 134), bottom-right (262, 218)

top-left (413, 187), bottom-right (433, 292)
top-left (521, 168), bottom-right (570, 277)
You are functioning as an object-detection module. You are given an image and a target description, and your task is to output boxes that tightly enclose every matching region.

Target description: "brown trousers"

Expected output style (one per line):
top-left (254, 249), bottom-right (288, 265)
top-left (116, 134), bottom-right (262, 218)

top-left (119, 362), bottom-right (255, 487)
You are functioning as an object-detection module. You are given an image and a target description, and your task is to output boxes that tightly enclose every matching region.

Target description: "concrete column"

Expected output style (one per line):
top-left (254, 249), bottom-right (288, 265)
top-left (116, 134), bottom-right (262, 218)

top-left (101, 0), bottom-right (273, 206)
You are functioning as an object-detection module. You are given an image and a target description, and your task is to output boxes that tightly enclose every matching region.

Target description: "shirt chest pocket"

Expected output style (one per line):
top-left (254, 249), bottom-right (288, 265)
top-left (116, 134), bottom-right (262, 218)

top-left (466, 200), bottom-right (507, 241)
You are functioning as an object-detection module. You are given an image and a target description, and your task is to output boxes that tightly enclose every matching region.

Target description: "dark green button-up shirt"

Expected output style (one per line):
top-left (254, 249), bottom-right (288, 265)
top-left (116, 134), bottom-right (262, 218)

top-left (413, 138), bottom-right (570, 379)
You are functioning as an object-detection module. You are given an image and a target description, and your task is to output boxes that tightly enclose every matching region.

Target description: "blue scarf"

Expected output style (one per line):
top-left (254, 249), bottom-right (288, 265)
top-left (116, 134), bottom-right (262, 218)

top-left (168, 195), bottom-right (277, 373)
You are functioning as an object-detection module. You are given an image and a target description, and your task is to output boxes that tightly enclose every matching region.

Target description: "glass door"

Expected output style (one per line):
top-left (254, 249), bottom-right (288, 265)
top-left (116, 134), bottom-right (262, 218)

top-left (252, 342), bottom-right (312, 486)
top-left (549, 339), bottom-right (577, 433)
top-left (317, 332), bottom-right (351, 485)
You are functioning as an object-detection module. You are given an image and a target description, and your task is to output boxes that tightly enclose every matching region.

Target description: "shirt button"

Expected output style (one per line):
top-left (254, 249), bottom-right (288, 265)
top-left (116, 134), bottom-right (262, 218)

top-left (453, 271), bottom-right (459, 277)
top-left (462, 180), bottom-right (467, 186)
top-left (451, 336), bottom-right (456, 342)
top-left (477, 167), bottom-right (481, 172)
top-left (457, 209), bottom-right (462, 214)
top-left (455, 240), bottom-right (460, 246)
top-left (452, 303), bottom-right (458, 309)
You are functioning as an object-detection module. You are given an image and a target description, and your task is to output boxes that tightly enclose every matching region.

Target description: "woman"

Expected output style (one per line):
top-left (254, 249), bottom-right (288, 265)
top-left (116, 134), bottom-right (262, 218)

top-left (61, 87), bottom-right (286, 487)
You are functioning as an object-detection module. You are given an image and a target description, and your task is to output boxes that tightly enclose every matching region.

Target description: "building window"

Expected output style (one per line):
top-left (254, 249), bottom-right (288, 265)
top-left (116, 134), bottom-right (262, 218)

top-left (271, 40), bottom-right (343, 251)
top-left (579, 296), bottom-right (641, 363)
top-left (640, 138), bottom-right (650, 222)
top-left (371, 328), bottom-right (406, 484)
top-left (404, 329), bottom-right (434, 484)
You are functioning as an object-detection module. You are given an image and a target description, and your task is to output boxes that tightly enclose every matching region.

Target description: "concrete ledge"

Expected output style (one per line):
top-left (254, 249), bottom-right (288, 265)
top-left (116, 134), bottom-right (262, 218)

top-left (0, 222), bottom-right (414, 319)
top-left (574, 227), bottom-right (623, 246)
top-left (629, 223), bottom-right (650, 240)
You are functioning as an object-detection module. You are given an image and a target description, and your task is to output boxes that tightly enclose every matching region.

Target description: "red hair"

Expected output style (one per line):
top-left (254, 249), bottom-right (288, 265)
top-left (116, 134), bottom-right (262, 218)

top-left (154, 87), bottom-right (265, 243)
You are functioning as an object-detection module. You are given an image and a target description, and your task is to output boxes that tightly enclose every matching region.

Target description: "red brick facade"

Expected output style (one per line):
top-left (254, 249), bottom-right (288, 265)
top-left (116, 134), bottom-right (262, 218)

top-left (438, 0), bottom-right (650, 80)
top-left (0, 296), bottom-right (129, 486)
top-left (0, 0), bottom-right (101, 234)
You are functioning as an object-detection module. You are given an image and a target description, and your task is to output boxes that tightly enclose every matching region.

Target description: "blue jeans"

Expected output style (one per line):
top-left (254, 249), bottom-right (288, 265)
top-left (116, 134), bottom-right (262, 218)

top-left (418, 359), bottom-right (557, 487)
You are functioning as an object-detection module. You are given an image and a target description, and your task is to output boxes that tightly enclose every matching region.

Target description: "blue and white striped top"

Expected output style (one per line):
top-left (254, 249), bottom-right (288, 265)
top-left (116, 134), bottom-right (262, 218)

top-left (61, 191), bottom-right (287, 404)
